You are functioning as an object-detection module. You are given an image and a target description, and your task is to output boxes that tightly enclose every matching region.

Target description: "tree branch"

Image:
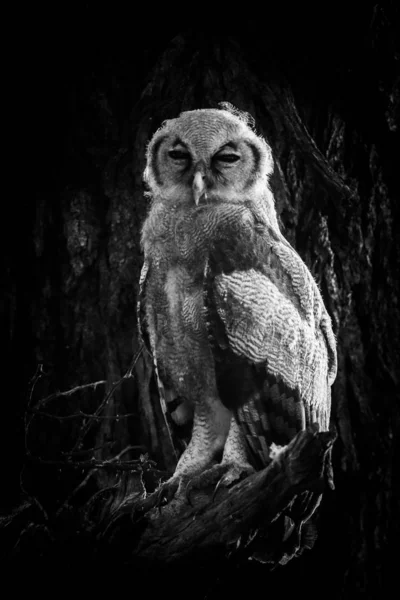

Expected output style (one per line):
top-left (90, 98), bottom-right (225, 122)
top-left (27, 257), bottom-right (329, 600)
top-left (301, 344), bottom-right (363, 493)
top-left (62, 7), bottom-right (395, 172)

top-left (103, 427), bottom-right (336, 566)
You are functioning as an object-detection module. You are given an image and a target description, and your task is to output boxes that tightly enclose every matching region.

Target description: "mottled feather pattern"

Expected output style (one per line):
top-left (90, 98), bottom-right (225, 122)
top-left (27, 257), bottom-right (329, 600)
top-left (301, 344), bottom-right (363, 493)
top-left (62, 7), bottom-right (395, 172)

top-left (140, 108), bottom-right (337, 556)
top-left (198, 208), bottom-right (334, 426)
top-left (235, 376), bottom-right (307, 469)
top-left (141, 197), bottom-right (335, 435)
top-left (204, 263), bottom-right (318, 468)
top-left (214, 268), bottom-right (331, 426)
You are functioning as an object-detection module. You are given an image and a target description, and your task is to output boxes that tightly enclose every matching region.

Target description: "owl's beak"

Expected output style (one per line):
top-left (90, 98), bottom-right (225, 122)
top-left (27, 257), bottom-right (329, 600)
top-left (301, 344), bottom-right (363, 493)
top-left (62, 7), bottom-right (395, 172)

top-left (192, 171), bottom-right (206, 206)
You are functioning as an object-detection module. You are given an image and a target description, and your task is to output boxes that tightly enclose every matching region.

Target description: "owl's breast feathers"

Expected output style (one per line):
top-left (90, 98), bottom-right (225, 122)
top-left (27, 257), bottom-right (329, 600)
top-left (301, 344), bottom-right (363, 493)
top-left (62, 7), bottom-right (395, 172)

top-left (139, 202), bottom-right (337, 466)
top-left (202, 205), bottom-right (337, 466)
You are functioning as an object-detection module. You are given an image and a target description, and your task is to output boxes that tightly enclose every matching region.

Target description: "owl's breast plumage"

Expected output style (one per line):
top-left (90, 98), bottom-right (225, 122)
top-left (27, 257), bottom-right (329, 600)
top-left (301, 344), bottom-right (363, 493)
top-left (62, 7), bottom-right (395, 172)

top-left (141, 204), bottom-right (216, 397)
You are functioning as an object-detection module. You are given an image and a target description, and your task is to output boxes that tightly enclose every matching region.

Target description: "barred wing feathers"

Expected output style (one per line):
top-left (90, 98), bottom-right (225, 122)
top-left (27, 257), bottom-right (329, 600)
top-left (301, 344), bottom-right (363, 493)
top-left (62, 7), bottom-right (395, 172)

top-left (205, 236), bottom-right (337, 468)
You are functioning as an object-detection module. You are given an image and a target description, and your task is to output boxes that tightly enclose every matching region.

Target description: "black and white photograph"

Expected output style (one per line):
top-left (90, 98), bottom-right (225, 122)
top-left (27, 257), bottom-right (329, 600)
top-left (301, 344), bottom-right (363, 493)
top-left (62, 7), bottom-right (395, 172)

top-left (2, 3), bottom-right (399, 597)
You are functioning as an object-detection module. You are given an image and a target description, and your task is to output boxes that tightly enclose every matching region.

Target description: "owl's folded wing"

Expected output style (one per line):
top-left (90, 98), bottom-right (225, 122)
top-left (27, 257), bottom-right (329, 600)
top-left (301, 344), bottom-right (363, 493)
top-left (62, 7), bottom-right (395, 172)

top-left (205, 259), bottom-right (336, 443)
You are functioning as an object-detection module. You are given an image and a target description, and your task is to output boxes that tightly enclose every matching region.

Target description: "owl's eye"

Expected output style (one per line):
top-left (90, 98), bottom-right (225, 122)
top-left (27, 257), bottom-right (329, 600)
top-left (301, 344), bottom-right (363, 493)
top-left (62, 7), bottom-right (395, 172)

top-left (215, 154), bottom-right (240, 164)
top-left (168, 150), bottom-right (190, 161)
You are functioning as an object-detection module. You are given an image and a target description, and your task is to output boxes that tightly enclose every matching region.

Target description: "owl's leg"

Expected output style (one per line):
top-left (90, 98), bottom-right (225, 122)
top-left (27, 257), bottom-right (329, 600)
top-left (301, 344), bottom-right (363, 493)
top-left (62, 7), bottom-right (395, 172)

top-left (155, 398), bottom-right (232, 505)
top-left (217, 415), bottom-right (255, 484)
top-left (186, 415), bottom-right (255, 500)
top-left (176, 400), bottom-right (231, 476)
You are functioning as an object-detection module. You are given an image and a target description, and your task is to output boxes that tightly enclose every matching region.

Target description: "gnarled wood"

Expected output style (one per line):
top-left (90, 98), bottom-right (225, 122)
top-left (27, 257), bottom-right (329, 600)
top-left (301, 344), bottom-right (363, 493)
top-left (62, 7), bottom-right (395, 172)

top-left (103, 428), bottom-right (335, 566)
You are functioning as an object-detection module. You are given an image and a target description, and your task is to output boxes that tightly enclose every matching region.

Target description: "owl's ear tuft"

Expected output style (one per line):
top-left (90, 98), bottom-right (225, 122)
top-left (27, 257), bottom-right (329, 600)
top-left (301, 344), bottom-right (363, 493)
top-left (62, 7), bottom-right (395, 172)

top-left (147, 118), bottom-right (174, 149)
top-left (159, 118), bottom-right (171, 129)
top-left (218, 102), bottom-right (256, 131)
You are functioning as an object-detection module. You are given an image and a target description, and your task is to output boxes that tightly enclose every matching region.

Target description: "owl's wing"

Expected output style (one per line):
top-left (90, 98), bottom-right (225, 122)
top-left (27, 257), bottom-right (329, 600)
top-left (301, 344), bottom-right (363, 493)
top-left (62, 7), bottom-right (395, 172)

top-left (205, 232), bottom-right (337, 469)
top-left (205, 235), bottom-right (336, 559)
top-left (137, 258), bottom-right (150, 352)
top-left (137, 258), bottom-right (183, 462)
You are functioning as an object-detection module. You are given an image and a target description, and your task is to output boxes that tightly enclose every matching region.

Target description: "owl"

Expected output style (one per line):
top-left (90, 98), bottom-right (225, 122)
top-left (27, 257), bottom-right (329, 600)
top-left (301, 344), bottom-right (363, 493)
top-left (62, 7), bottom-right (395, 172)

top-left (138, 104), bottom-right (337, 559)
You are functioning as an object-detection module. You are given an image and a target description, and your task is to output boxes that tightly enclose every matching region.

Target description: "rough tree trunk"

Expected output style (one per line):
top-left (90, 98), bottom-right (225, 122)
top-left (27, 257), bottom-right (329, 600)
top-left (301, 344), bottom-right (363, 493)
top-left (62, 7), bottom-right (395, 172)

top-left (2, 5), bottom-right (399, 598)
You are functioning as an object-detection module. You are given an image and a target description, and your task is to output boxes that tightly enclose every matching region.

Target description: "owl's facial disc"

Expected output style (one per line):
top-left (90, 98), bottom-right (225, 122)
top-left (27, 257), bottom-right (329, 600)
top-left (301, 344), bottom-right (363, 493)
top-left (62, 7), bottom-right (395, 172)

top-left (153, 128), bottom-right (264, 206)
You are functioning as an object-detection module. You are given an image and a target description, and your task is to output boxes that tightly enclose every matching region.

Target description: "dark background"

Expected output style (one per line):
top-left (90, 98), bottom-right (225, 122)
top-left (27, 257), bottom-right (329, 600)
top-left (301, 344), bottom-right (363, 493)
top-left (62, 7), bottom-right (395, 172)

top-left (2, 3), bottom-right (399, 596)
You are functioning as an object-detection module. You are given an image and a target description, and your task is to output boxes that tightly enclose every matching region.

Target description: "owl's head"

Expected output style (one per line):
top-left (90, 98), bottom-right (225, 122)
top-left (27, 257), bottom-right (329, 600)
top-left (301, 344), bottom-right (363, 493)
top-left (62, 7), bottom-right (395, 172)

top-left (144, 104), bottom-right (274, 208)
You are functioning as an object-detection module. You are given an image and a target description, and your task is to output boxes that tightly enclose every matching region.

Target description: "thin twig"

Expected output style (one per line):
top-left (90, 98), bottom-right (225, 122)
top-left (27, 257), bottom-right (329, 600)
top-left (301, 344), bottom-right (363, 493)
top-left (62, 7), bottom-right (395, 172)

top-left (19, 464), bottom-right (49, 522)
top-left (29, 408), bottom-right (136, 421)
top-left (25, 364), bottom-right (48, 451)
top-left (72, 348), bottom-right (143, 452)
top-left (36, 380), bottom-right (107, 409)
top-left (21, 365), bottom-right (52, 520)
top-left (55, 469), bottom-right (96, 517)
top-left (61, 442), bottom-right (115, 457)
top-left (27, 454), bottom-right (154, 472)
top-left (111, 445), bottom-right (146, 461)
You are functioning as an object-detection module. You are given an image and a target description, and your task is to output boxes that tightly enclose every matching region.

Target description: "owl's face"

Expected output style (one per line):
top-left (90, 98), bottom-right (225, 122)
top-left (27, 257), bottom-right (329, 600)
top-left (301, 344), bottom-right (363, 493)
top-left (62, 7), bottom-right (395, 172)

top-left (144, 108), bottom-right (273, 207)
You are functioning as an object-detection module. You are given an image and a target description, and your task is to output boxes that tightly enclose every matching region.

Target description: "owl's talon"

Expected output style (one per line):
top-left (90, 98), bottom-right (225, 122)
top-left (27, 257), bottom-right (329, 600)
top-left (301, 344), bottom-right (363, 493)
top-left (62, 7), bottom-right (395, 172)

top-left (184, 461), bottom-right (255, 504)
top-left (132, 488), bottom-right (167, 516)
top-left (212, 475), bottom-right (226, 502)
top-left (185, 480), bottom-right (197, 506)
top-left (154, 477), bottom-right (182, 508)
top-left (132, 476), bottom-right (183, 513)
top-left (184, 465), bottom-right (226, 505)
top-left (213, 462), bottom-right (255, 500)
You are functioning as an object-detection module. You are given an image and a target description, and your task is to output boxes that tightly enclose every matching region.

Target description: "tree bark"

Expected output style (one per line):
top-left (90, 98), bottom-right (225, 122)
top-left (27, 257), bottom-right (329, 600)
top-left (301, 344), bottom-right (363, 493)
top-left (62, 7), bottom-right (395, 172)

top-left (103, 428), bottom-right (335, 566)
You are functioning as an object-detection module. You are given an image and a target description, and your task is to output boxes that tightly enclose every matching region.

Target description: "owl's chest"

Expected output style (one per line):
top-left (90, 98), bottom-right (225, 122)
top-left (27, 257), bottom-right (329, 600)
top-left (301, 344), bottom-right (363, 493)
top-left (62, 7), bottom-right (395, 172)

top-left (146, 257), bottom-right (210, 389)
